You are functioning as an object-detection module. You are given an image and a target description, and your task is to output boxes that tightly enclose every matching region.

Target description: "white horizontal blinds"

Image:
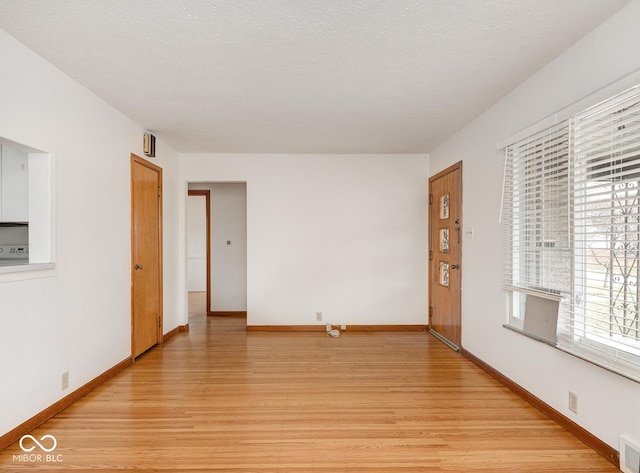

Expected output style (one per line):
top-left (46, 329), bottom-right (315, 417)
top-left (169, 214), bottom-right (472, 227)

top-left (561, 84), bottom-right (640, 371)
top-left (503, 121), bottom-right (572, 297)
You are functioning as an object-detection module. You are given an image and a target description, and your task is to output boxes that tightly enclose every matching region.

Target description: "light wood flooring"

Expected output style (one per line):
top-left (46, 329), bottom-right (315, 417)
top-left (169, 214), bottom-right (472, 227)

top-left (0, 292), bottom-right (618, 472)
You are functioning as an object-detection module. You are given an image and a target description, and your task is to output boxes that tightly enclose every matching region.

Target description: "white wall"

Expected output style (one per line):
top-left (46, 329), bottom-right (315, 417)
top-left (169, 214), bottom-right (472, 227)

top-left (211, 183), bottom-right (246, 311)
top-left (179, 154), bottom-right (429, 327)
top-left (0, 29), bottom-right (180, 436)
top-left (429, 0), bottom-right (640, 450)
top-left (187, 195), bottom-right (207, 291)
top-left (157, 140), bottom-right (181, 335)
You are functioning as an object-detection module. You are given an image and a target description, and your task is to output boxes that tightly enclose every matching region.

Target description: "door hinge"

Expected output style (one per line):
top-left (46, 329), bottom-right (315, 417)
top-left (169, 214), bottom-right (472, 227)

top-left (429, 306), bottom-right (433, 319)
top-left (429, 194), bottom-right (433, 204)
top-left (157, 187), bottom-right (162, 197)
top-left (158, 317), bottom-right (162, 328)
top-left (429, 250), bottom-right (433, 261)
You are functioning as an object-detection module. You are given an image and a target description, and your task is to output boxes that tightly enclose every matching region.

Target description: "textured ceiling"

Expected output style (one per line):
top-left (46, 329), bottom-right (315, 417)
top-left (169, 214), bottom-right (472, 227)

top-left (0, 0), bottom-right (632, 154)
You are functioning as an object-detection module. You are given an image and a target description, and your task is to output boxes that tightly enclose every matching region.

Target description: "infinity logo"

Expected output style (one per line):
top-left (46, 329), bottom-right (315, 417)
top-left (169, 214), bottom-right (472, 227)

top-left (19, 435), bottom-right (57, 453)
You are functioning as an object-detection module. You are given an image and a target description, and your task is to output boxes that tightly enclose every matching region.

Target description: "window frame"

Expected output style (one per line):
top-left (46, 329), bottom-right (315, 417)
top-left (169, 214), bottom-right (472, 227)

top-left (502, 84), bottom-right (640, 382)
top-left (503, 121), bottom-right (572, 336)
top-left (0, 138), bottom-right (55, 282)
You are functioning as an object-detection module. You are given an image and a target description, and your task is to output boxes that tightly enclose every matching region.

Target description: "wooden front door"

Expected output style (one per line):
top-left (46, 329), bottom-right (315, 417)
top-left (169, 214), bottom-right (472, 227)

top-left (131, 154), bottom-right (163, 358)
top-left (429, 162), bottom-right (462, 350)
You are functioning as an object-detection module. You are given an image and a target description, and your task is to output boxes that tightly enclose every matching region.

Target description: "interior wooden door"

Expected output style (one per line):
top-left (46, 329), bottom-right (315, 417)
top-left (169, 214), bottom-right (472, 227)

top-left (131, 154), bottom-right (163, 358)
top-left (429, 162), bottom-right (462, 350)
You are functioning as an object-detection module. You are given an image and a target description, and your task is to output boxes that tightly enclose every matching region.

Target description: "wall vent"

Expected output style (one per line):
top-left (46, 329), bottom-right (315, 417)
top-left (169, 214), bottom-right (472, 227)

top-left (620, 435), bottom-right (640, 473)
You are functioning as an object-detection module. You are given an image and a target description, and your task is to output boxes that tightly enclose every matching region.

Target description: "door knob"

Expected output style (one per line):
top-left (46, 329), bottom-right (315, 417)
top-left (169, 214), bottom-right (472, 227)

top-left (451, 264), bottom-right (460, 270)
top-left (134, 264), bottom-right (144, 270)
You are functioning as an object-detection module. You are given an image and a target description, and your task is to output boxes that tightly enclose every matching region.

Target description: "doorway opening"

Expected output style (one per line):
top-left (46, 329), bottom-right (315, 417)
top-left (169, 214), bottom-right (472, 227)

top-left (187, 189), bottom-right (210, 321)
top-left (187, 182), bottom-right (247, 326)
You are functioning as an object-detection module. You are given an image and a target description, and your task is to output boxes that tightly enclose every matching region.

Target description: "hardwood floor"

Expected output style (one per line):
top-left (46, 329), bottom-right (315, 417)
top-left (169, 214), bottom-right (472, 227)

top-left (0, 292), bottom-right (618, 472)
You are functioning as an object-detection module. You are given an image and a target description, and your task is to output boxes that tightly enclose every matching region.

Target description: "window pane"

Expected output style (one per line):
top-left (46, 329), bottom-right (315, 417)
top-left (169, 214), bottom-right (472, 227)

top-left (503, 122), bottom-right (572, 296)
top-left (565, 85), bottom-right (640, 362)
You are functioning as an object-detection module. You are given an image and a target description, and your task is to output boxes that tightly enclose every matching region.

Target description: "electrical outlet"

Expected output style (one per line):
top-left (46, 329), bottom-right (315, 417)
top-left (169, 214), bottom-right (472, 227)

top-left (568, 391), bottom-right (578, 414)
top-left (61, 371), bottom-right (69, 391)
top-left (316, 312), bottom-right (322, 322)
top-left (341, 325), bottom-right (346, 330)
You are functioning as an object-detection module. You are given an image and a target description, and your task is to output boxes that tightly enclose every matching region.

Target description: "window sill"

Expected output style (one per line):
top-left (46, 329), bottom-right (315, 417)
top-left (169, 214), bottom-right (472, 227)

top-left (503, 323), bottom-right (556, 347)
top-left (0, 262), bottom-right (56, 282)
top-left (556, 342), bottom-right (640, 384)
top-left (503, 323), bottom-right (640, 384)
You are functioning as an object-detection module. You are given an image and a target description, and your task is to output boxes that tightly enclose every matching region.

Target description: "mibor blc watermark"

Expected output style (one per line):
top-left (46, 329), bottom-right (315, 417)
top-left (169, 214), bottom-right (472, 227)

top-left (13, 434), bottom-right (63, 463)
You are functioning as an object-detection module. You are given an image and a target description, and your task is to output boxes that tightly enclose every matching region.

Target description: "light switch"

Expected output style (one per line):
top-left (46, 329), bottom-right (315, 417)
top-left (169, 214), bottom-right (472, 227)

top-left (464, 227), bottom-right (474, 239)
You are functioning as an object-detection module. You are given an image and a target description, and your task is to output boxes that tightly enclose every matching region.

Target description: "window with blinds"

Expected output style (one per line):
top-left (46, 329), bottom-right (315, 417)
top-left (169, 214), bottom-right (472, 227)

top-left (503, 83), bottom-right (640, 380)
top-left (558, 85), bottom-right (640, 377)
top-left (503, 121), bottom-right (572, 295)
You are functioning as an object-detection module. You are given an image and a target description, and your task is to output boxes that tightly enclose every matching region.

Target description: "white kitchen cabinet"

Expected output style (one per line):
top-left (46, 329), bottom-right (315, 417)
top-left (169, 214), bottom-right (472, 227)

top-left (0, 144), bottom-right (29, 222)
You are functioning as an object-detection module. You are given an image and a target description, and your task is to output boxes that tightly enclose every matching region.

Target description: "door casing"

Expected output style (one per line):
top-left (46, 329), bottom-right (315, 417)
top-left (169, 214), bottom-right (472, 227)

top-left (187, 189), bottom-right (211, 315)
